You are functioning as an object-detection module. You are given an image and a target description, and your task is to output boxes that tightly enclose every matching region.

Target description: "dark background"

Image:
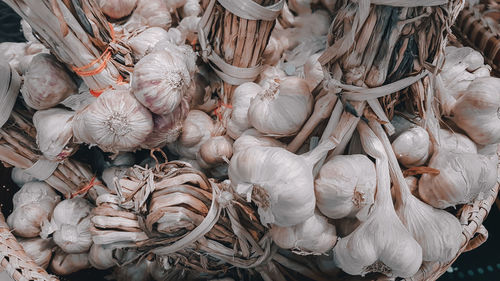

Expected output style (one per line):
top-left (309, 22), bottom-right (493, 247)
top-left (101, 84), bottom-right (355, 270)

top-left (1, 1), bottom-right (499, 281)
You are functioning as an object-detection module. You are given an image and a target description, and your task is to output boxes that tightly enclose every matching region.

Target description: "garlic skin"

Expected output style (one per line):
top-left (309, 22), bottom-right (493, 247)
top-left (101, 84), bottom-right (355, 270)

top-left (153, 41), bottom-right (198, 76)
top-left (227, 82), bottom-right (262, 139)
top-left (304, 53), bottom-right (324, 91)
top-left (270, 210), bottom-right (337, 254)
top-left (233, 129), bottom-right (285, 154)
top-left (11, 167), bottom-right (36, 187)
top-left (438, 129), bottom-right (477, 154)
top-left (128, 0), bottom-right (171, 30)
top-left (419, 151), bottom-right (498, 209)
top-left (12, 182), bottom-right (60, 209)
top-left (73, 89), bottom-right (153, 153)
top-left (33, 108), bottom-right (76, 161)
top-left (229, 139), bottom-right (334, 227)
top-left (19, 238), bottom-right (53, 269)
top-left (128, 27), bottom-right (170, 60)
top-left (98, 0), bottom-right (137, 19)
top-left (51, 198), bottom-right (93, 254)
top-left (50, 251), bottom-right (90, 276)
top-left (21, 54), bottom-right (76, 110)
top-left (182, 0), bottom-right (202, 16)
top-left (199, 136), bottom-right (233, 166)
top-left (452, 77), bottom-right (500, 145)
top-left (132, 50), bottom-right (191, 115)
top-left (89, 243), bottom-right (117, 270)
top-left (315, 155), bottom-right (376, 219)
top-left (248, 77), bottom-right (313, 136)
top-left (391, 126), bottom-right (430, 167)
top-left (178, 16), bottom-right (201, 43)
top-left (0, 42), bottom-right (49, 74)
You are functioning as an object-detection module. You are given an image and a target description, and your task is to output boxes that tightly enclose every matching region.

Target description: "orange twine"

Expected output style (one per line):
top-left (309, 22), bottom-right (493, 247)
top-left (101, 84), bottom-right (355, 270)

top-left (71, 176), bottom-right (100, 198)
top-left (213, 100), bottom-right (232, 121)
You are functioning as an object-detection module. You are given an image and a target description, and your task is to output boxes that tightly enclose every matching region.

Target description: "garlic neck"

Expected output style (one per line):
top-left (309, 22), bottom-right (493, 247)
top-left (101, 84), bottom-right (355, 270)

top-left (302, 137), bottom-right (337, 167)
top-left (259, 79), bottom-right (281, 100)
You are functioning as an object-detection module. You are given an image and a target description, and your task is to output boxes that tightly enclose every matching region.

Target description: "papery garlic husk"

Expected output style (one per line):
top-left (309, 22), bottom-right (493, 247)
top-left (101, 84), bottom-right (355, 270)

top-left (21, 20), bottom-right (38, 43)
top-left (128, 27), bottom-right (170, 60)
top-left (50, 251), bottom-right (90, 276)
top-left (33, 108), bottom-right (76, 161)
top-left (110, 152), bottom-right (136, 167)
top-left (19, 238), bottom-right (54, 269)
top-left (405, 176), bottom-right (419, 196)
top-left (315, 154), bottom-right (376, 219)
top-left (89, 243), bottom-right (119, 270)
top-left (227, 82), bottom-right (262, 139)
top-left (270, 210), bottom-right (337, 254)
top-left (452, 77), bottom-right (500, 145)
top-left (21, 54), bottom-right (76, 110)
top-left (248, 77), bottom-right (313, 136)
top-left (392, 126), bottom-right (431, 168)
top-left (132, 50), bottom-right (191, 115)
top-left (143, 98), bottom-right (190, 148)
top-left (199, 136), bottom-right (233, 166)
top-left (438, 129), bottom-right (477, 154)
top-left (258, 65), bottom-right (287, 85)
top-left (232, 129), bottom-right (285, 154)
top-left (168, 110), bottom-right (215, 159)
top-left (333, 123), bottom-right (422, 278)
top-left (98, 0), bottom-right (137, 19)
top-left (11, 167), bottom-right (37, 187)
top-left (304, 53), bottom-right (324, 91)
top-left (148, 256), bottom-right (172, 281)
top-left (102, 166), bottom-right (129, 191)
top-left (51, 198), bottom-right (93, 253)
top-left (418, 150), bottom-right (498, 209)
top-left (229, 138), bottom-right (335, 226)
top-left (128, 0), bottom-right (171, 30)
top-left (73, 88), bottom-right (153, 153)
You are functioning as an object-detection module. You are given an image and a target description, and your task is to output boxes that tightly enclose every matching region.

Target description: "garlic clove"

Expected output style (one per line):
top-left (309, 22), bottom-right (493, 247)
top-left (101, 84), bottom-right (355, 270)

top-left (33, 108), bottom-right (76, 161)
top-left (18, 237), bottom-right (54, 269)
top-left (21, 54), bottom-right (77, 110)
top-left (270, 210), bottom-right (337, 254)
top-left (227, 82), bottom-right (263, 139)
top-left (89, 243), bottom-right (117, 270)
top-left (168, 110), bottom-right (215, 159)
top-left (50, 251), bottom-right (90, 276)
top-left (315, 154), bottom-right (376, 219)
top-left (391, 126), bottom-right (430, 167)
top-left (132, 50), bottom-right (191, 115)
top-left (199, 136), bottom-right (233, 166)
top-left (98, 0), bottom-right (137, 19)
top-left (73, 88), bottom-right (153, 153)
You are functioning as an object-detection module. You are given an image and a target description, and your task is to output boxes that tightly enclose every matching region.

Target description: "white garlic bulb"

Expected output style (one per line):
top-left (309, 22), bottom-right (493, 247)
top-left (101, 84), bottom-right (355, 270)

top-left (143, 98), bottom-right (190, 149)
top-left (153, 40), bottom-right (197, 76)
top-left (73, 88), bottom-right (153, 153)
top-left (333, 122), bottom-right (422, 278)
top-left (178, 16), bottom-right (201, 43)
top-left (129, 0), bottom-right (171, 29)
top-left (98, 0), bottom-right (137, 19)
top-left (248, 77), bottom-right (313, 136)
top-left (227, 82), bottom-right (262, 139)
top-left (438, 129), bottom-right (477, 154)
top-left (89, 243), bottom-right (118, 270)
top-left (304, 53), bottom-right (324, 91)
top-left (315, 154), bottom-right (376, 219)
top-left (113, 252), bottom-right (150, 281)
top-left (418, 151), bottom-right (498, 209)
top-left (132, 50), bottom-right (191, 115)
top-left (232, 129), bottom-right (285, 154)
top-left (182, 0), bottom-right (201, 16)
top-left (21, 54), bottom-right (76, 110)
top-left (168, 110), bottom-right (215, 159)
top-left (12, 181), bottom-right (59, 209)
top-left (11, 167), bottom-right (36, 187)
top-left (50, 251), bottom-right (90, 275)
top-left (19, 238), bottom-right (53, 269)
top-left (128, 27), bottom-right (170, 60)
top-left (51, 198), bottom-right (93, 254)
top-left (391, 126), bottom-right (431, 167)
top-left (0, 42), bottom-right (49, 75)
top-left (452, 77), bottom-right (500, 145)
top-left (229, 138), bottom-right (335, 226)
top-left (33, 108), bottom-right (76, 161)
top-left (270, 210), bottom-right (337, 254)
top-left (199, 136), bottom-right (233, 166)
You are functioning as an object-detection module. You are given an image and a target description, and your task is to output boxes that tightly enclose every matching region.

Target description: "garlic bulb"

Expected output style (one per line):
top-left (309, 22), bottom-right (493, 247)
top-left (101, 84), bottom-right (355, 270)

top-left (165, 0), bottom-right (187, 9)
top-left (304, 53), bottom-right (324, 91)
top-left (452, 77), bottom-right (500, 145)
top-left (33, 108), bottom-right (76, 161)
top-left (98, 0), bottom-right (137, 19)
top-left (418, 151), bottom-right (498, 209)
top-left (248, 77), bottom-right (313, 136)
top-left (178, 16), bottom-right (201, 43)
top-left (263, 36), bottom-right (286, 66)
top-left (199, 136), bottom-right (233, 166)
top-left (51, 198), bottom-right (93, 253)
top-left (233, 129), bottom-right (285, 154)
top-left (229, 138), bottom-right (335, 226)
top-left (89, 244), bottom-right (118, 270)
top-left (113, 252), bottom-right (150, 281)
top-left (153, 40), bottom-right (198, 76)
top-left (315, 154), bottom-right (376, 219)
top-left (11, 167), bottom-right (36, 187)
top-left (168, 110), bottom-right (215, 159)
top-left (18, 238), bottom-right (53, 269)
top-left (182, 0), bottom-right (201, 16)
top-left (132, 50), bottom-right (191, 115)
top-left (227, 82), bottom-right (262, 139)
top-left (129, 0), bottom-right (171, 29)
top-left (270, 210), bottom-right (337, 254)
top-left (21, 54), bottom-right (76, 110)
top-left (7, 182), bottom-right (60, 238)
top-left (128, 27), bottom-right (170, 60)
top-left (73, 88), bottom-right (153, 153)
top-left (333, 122), bottom-right (422, 278)
top-left (391, 126), bottom-right (430, 167)
top-left (50, 251), bottom-right (90, 275)
top-left (438, 129), bottom-right (477, 154)
top-left (143, 98), bottom-right (190, 148)
top-left (0, 42), bottom-right (49, 74)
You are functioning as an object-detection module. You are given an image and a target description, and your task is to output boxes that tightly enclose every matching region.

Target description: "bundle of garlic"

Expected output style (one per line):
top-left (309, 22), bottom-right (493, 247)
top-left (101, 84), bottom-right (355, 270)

top-left (7, 182), bottom-right (60, 238)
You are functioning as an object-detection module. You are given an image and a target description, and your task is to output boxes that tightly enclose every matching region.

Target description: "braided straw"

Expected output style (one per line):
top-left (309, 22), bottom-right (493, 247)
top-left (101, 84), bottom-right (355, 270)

top-left (0, 212), bottom-right (58, 281)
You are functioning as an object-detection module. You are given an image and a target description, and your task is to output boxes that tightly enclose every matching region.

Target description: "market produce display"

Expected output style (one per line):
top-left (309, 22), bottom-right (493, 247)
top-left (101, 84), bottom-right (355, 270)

top-left (0, 0), bottom-right (499, 280)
